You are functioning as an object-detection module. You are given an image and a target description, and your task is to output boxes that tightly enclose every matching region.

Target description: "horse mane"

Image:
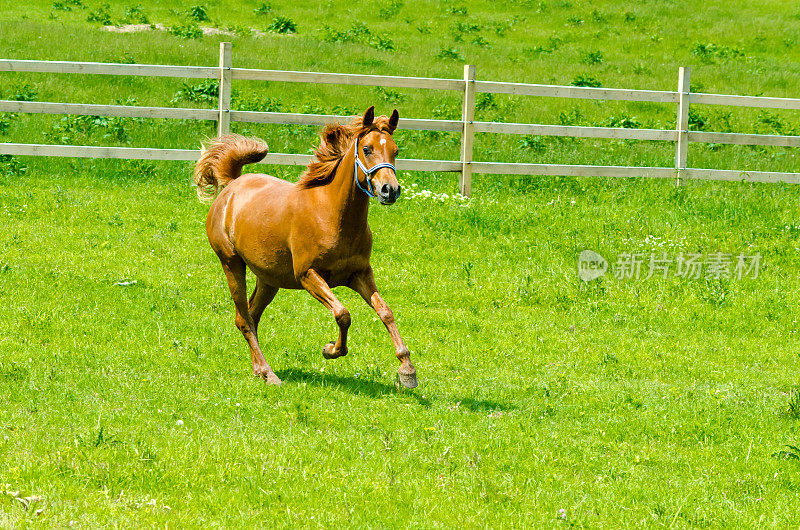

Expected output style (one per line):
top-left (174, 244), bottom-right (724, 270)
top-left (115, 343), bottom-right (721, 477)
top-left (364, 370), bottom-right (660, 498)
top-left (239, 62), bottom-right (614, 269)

top-left (297, 115), bottom-right (395, 189)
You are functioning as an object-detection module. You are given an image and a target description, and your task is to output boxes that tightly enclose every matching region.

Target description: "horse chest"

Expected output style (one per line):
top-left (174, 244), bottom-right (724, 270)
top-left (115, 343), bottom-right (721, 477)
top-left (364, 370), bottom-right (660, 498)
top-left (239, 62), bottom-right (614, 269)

top-left (310, 234), bottom-right (371, 284)
top-left (323, 236), bottom-right (369, 261)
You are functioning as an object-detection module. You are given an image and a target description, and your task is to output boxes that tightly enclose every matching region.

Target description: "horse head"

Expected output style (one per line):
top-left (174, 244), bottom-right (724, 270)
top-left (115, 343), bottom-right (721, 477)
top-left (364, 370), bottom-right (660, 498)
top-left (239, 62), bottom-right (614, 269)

top-left (355, 106), bottom-right (401, 205)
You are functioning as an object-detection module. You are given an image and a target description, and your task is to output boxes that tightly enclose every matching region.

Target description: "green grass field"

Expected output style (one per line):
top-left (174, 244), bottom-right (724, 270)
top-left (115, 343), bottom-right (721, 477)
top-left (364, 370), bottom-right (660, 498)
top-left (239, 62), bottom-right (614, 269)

top-left (2, 0), bottom-right (800, 527)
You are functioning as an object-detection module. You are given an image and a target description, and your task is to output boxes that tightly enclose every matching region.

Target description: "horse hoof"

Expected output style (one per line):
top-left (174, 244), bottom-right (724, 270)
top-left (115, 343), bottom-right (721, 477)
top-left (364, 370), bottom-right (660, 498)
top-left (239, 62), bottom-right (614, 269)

top-left (256, 370), bottom-right (282, 385)
top-left (323, 342), bottom-right (346, 359)
top-left (398, 369), bottom-right (418, 389)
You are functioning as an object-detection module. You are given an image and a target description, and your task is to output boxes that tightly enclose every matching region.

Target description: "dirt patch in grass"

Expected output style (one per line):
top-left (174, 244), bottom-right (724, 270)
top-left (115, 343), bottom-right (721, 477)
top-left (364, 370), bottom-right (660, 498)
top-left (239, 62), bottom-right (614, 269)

top-left (102, 24), bottom-right (268, 37)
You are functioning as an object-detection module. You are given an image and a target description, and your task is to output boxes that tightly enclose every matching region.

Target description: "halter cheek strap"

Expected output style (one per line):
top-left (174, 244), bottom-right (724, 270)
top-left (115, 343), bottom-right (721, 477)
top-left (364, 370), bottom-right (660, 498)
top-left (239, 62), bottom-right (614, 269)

top-left (354, 137), bottom-right (396, 198)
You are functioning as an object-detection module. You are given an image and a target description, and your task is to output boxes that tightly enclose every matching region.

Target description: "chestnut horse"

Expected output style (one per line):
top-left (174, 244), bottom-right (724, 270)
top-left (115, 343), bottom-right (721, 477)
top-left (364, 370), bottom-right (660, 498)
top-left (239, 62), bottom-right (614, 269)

top-left (193, 106), bottom-right (417, 388)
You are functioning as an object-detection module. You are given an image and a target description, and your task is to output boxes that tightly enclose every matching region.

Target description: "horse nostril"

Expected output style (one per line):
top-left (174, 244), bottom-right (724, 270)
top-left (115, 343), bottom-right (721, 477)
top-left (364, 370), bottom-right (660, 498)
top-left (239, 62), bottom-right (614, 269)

top-left (396, 185), bottom-right (402, 197)
top-left (381, 183), bottom-right (391, 197)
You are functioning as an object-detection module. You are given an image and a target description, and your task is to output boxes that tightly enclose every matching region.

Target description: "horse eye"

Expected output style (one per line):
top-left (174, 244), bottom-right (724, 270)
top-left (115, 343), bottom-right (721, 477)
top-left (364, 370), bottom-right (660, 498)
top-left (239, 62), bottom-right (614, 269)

top-left (362, 146), bottom-right (372, 156)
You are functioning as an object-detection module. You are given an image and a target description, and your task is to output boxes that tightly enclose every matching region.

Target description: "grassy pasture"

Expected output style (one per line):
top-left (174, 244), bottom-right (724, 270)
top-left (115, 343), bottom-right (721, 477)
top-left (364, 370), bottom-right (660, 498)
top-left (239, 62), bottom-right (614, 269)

top-left (1, 0), bottom-right (800, 527)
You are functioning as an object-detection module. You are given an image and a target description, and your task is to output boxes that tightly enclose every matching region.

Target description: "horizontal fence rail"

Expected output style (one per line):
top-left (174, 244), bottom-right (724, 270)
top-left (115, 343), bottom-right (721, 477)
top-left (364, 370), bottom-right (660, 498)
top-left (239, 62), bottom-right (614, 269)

top-left (0, 143), bottom-right (200, 161)
top-left (473, 80), bottom-right (680, 103)
top-left (474, 122), bottom-right (678, 141)
top-left (0, 59), bottom-right (217, 78)
top-left (0, 143), bottom-right (462, 172)
top-left (230, 68), bottom-right (464, 90)
top-left (0, 99), bottom-right (217, 120)
top-left (229, 110), bottom-right (464, 132)
top-left (690, 93), bottom-right (800, 110)
top-left (683, 168), bottom-right (800, 184)
top-left (2, 45), bottom-right (800, 195)
top-left (470, 163), bottom-right (676, 178)
top-left (687, 131), bottom-right (800, 147)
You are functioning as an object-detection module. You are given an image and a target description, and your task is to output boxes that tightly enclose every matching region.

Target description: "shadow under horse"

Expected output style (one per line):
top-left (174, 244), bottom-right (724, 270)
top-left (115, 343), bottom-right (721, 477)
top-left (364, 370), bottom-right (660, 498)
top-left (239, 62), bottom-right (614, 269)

top-left (193, 106), bottom-right (417, 388)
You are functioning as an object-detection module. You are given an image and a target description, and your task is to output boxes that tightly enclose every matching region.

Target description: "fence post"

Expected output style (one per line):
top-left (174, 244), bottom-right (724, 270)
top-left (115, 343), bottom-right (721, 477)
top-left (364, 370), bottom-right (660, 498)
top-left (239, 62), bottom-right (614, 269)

top-left (674, 66), bottom-right (691, 186)
top-left (218, 42), bottom-right (232, 137)
top-left (460, 64), bottom-right (476, 197)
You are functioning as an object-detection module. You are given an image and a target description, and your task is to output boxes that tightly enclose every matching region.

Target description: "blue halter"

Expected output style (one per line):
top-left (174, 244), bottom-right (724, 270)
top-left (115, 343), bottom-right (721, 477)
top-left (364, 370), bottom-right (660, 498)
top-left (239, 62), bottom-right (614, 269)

top-left (353, 136), bottom-right (396, 198)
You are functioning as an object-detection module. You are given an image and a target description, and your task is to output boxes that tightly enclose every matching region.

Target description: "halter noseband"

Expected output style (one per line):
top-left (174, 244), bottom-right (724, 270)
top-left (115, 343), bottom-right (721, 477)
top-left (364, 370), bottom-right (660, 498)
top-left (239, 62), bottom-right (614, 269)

top-left (353, 136), bottom-right (396, 198)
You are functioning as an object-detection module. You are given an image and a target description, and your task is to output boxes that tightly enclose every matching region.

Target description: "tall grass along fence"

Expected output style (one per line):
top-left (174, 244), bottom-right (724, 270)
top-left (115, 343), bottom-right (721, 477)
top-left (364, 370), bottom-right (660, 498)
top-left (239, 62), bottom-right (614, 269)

top-left (2, 42), bottom-right (800, 196)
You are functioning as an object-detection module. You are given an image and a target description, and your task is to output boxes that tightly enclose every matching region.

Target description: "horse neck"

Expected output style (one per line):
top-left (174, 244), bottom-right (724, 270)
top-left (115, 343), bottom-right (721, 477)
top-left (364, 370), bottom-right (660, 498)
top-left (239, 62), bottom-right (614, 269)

top-left (318, 144), bottom-right (370, 233)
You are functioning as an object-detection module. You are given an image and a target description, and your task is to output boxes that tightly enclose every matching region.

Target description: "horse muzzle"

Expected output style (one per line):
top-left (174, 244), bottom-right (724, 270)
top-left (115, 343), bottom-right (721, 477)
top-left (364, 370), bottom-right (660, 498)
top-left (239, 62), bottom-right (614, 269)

top-left (378, 183), bottom-right (401, 205)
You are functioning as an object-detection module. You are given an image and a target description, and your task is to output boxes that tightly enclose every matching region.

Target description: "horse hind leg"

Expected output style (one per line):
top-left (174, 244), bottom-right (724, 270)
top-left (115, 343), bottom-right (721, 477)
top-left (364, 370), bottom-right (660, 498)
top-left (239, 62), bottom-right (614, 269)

top-left (220, 256), bottom-right (282, 385)
top-left (249, 277), bottom-right (279, 334)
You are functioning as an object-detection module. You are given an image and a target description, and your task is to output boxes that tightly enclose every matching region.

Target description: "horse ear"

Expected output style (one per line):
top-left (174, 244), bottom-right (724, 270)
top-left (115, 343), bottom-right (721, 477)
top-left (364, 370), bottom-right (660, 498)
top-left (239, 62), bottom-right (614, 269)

top-left (389, 109), bottom-right (399, 132)
top-left (362, 106), bottom-right (375, 126)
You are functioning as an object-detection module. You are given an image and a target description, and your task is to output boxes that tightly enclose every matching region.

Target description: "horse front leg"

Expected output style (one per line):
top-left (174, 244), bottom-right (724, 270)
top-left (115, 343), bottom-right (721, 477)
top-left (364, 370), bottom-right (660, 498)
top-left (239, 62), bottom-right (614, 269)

top-left (300, 269), bottom-right (350, 359)
top-left (350, 268), bottom-right (417, 389)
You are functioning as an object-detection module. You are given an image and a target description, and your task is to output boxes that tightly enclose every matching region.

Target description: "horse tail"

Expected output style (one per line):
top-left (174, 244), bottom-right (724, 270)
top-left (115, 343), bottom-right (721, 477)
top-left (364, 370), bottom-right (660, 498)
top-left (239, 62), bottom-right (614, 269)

top-left (193, 134), bottom-right (269, 201)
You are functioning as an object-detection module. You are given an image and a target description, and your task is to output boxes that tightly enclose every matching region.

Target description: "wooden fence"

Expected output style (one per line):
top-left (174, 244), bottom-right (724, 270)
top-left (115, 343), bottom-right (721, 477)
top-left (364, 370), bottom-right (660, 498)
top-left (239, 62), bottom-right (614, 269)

top-left (2, 42), bottom-right (800, 196)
